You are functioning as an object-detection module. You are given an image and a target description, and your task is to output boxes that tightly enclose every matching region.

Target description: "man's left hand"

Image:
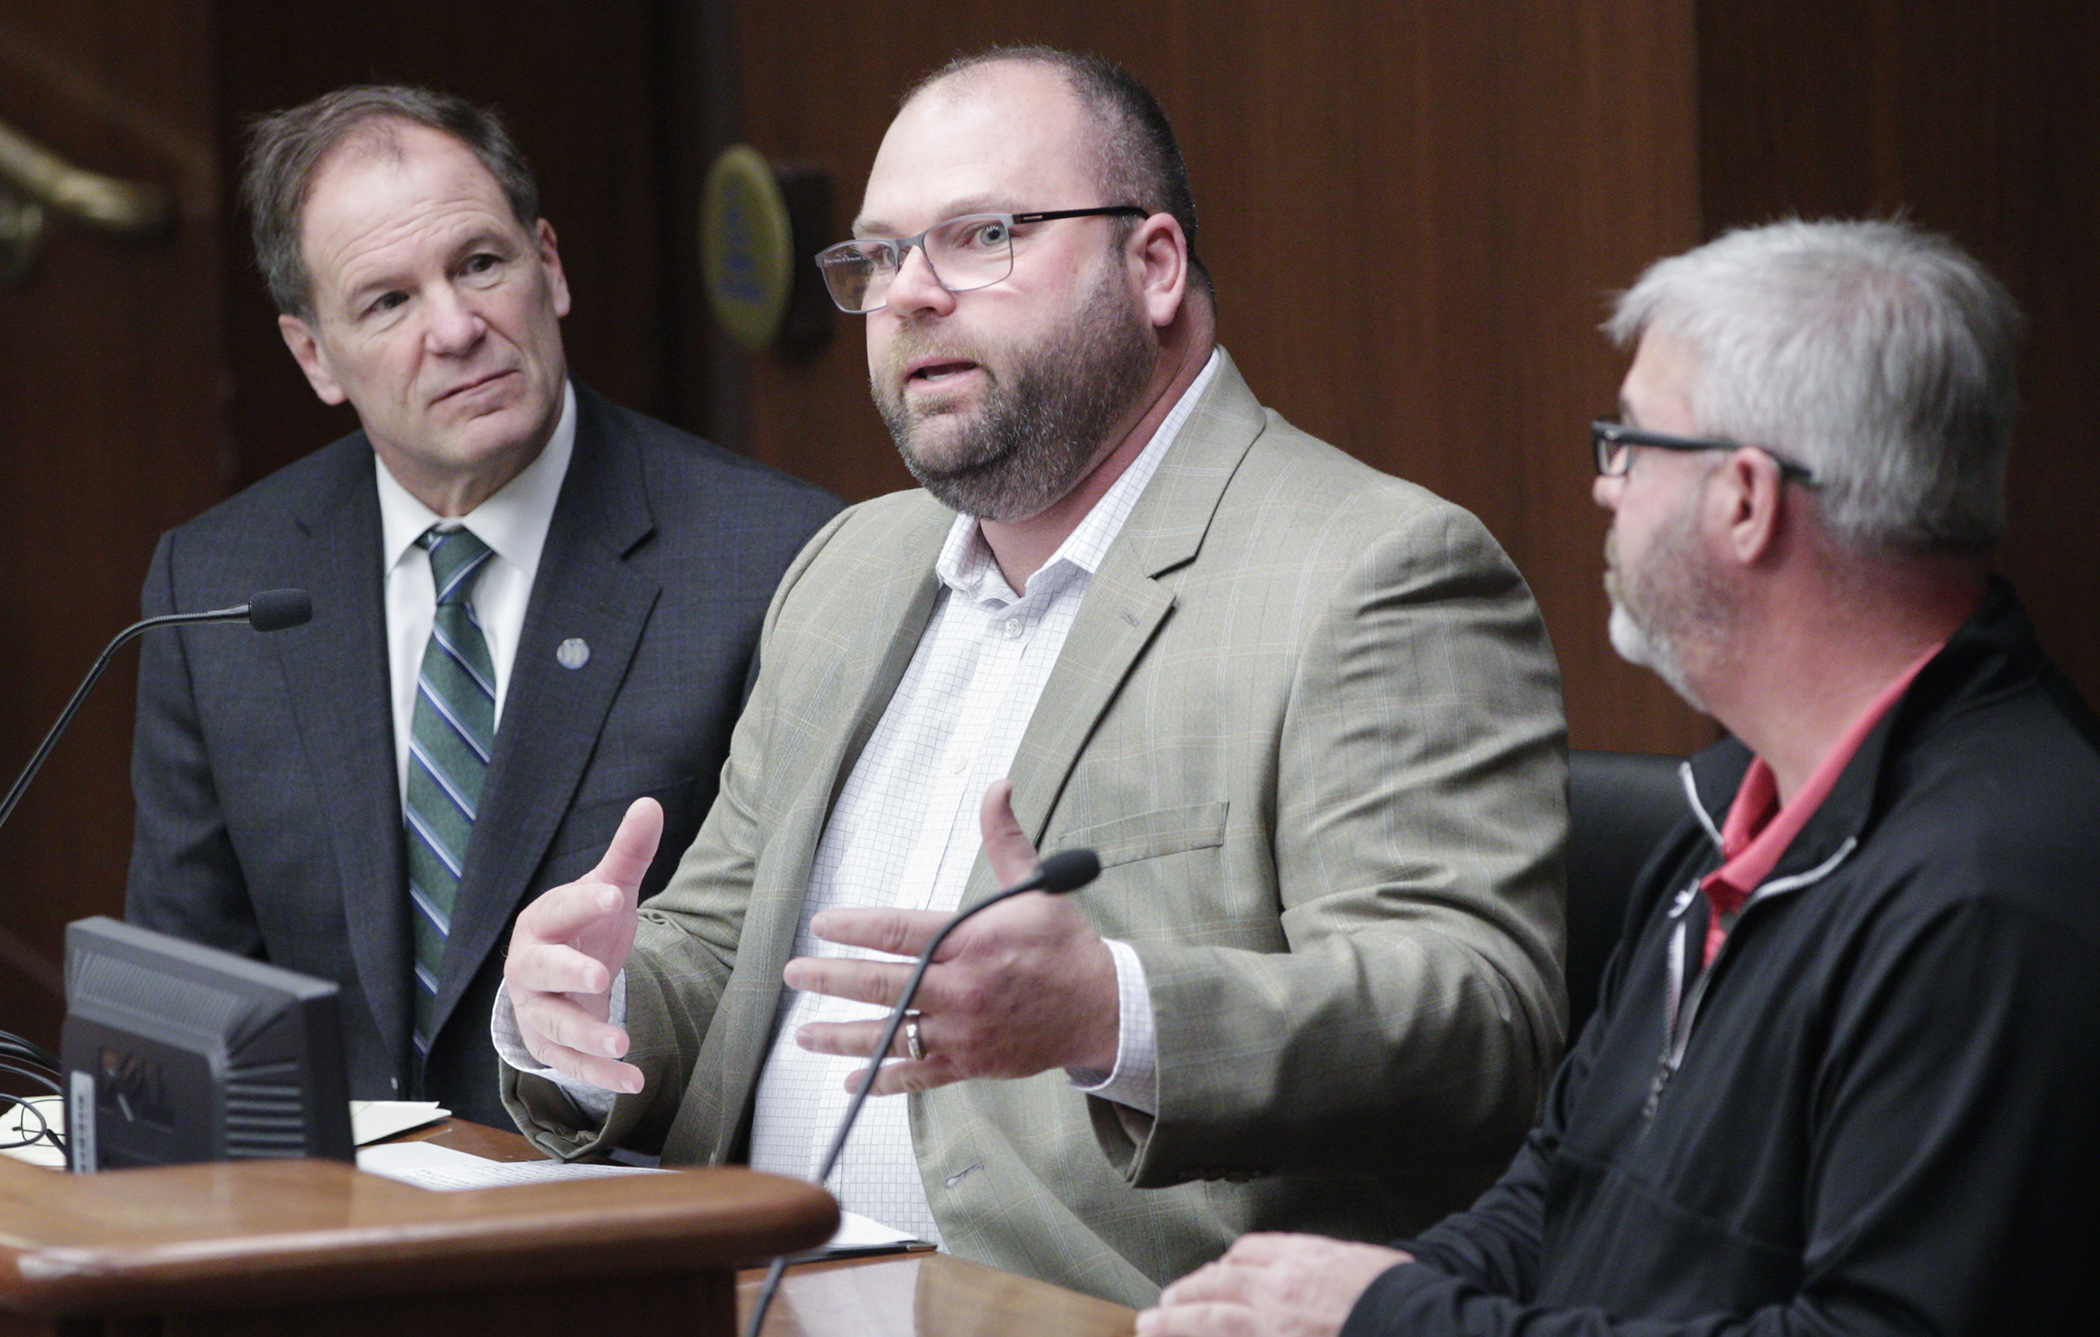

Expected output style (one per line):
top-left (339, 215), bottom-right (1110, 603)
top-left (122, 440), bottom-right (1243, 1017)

top-left (785, 779), bottom-right (1119, 1094)
top-left (1135, 1234), bottom-right (1414, 1337)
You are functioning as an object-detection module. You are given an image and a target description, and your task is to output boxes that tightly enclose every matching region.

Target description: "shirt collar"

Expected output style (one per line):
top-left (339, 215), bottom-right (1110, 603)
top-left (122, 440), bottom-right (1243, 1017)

top-left (376, 379), bottom-right (577, 574)
top-left (1700, 637), bottom-right (1947, 912)
top-left (934, 348), bottom-right (1224, 604)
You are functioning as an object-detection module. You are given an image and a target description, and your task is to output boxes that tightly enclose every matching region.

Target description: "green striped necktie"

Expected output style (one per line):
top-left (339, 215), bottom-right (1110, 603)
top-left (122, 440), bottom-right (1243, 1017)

top-left (404, 526), bottom-right (496, 1071)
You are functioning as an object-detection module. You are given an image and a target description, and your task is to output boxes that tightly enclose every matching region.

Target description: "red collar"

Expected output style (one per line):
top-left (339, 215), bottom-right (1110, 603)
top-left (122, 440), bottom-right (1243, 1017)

top-left (1696, 640), bottom-right (1944, 963)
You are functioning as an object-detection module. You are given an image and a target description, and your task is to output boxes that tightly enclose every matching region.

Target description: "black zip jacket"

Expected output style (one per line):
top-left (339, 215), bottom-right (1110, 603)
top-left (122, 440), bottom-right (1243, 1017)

top-left (1345, 583), bottom-right (2100, 1335)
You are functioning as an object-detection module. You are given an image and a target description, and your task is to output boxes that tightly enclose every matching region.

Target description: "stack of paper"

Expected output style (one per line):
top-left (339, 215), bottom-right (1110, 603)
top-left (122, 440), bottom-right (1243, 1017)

top-left (355, 1140), bottom-right (923, 1255)
top-left (349, 1100), bottom-right (450, 1145)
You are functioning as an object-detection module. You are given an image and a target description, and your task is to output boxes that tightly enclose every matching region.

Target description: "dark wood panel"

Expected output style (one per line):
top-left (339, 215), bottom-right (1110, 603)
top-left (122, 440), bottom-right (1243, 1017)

top-left (730, 0), bottom-right (1716, 751)
top-left (1697, 0), bottom-right (2100, 704)
top-left (0, 0), bottom-right (699, 1049)
top-left (12, 1), bottom-right (2083, 1071)
top-left (211, 0), bottom-right (680, 487)
top-left (0, 0), bottom-right (227, 1045)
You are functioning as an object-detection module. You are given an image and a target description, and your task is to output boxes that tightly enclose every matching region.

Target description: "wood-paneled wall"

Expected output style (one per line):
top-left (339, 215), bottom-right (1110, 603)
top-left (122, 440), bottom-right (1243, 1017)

top-left (725, 0), bottom-right (2100, 751)
top-left (212, 0), bottom-right (695, 491)
top-left (0, 0), bottom-right (691, 1044)
top-left (0, 0), bottom-right (227, 1044)
top-left (3, 1), bottom-right (2094, 1043)
top-left (1695, 0), bottom-right (2100, 700)
top-left (730, 0), bottom-right (1715, 755)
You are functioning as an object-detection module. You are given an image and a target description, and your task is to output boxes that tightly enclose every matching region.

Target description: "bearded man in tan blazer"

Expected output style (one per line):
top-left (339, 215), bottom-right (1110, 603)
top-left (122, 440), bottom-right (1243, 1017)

top-left (498, 45), bottom-right (1568, 1307)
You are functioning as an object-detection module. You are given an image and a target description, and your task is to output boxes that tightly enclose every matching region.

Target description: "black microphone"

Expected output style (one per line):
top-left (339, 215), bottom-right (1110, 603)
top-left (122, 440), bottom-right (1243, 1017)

top-left (244, 588), bottom-right (314, 632)
top-left (0, 590), bottom-right (314, 832)
top-left (744, 847), bottom-right (1102, 1337)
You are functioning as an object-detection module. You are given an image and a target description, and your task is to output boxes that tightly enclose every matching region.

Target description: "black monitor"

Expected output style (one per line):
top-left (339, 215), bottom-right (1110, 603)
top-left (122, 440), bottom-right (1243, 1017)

top-left (60, 916), bottom-right (353, 1171)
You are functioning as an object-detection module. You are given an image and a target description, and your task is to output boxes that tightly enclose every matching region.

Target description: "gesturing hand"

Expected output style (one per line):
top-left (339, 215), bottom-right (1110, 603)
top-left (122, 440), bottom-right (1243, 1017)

top-left (785, 780), bottom-right (1120, 1095)
top-left (503, 796), bottom-right (661, 1094)
top-left (1135, 1234), bottom-right (1413, 1337)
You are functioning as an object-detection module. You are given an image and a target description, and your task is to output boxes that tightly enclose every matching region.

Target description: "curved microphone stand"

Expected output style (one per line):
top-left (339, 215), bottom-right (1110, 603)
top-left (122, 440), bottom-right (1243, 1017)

top-left (744, 847), bottom-right (1100, 1337)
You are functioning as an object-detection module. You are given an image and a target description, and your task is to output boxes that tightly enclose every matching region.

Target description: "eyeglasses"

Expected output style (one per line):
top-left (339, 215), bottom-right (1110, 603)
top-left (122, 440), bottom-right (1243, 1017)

top-left (1591, 419), bottom-right (1818, 485)
top-left (815, 207), bottom-right (1149, 313)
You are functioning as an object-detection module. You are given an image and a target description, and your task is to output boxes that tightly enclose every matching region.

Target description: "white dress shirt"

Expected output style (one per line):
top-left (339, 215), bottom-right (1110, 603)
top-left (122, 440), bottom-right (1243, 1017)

top-left (375, 382), bottom-right (576, 804)
top-left (495, 354), bottom-right (1223, 1240)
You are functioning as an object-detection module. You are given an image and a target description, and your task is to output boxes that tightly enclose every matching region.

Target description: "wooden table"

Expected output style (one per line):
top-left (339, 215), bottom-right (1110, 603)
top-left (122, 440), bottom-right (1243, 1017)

top-left (2, 1117), bottom-right (1135, 1336)
top-left (389, 1119), bottom-right (1137, 1336)
top-left (738, 1252), bottom-right (1135, 1337)
top-left (0, 1133), bottom-right (835, 1336)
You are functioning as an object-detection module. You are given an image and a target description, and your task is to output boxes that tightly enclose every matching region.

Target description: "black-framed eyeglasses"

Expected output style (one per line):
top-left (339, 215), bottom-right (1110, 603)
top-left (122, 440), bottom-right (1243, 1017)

top-left (1591, 419), bottom-right (1818, 486)
top-left (815, 207), bottom-right (1149, 313)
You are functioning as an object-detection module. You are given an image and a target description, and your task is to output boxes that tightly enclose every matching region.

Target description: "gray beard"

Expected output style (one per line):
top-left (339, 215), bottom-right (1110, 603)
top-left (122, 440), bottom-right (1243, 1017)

top-left (876, 268), bottom-right (1155, 523)
top-left (1608, 598), bottom-right (1706, 713)
top-left (1604, 485), bottom-right (1726, 715)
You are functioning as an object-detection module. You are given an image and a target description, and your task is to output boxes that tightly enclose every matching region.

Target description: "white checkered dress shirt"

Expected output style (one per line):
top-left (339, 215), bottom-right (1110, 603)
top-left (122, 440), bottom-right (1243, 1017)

top-left (750, 351), bottom-right (1218, 1241)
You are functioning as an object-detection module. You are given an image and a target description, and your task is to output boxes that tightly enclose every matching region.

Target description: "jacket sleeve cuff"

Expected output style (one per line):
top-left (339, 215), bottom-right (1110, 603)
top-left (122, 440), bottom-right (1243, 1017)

top-left (490, 974), bottom-right (626, 1124)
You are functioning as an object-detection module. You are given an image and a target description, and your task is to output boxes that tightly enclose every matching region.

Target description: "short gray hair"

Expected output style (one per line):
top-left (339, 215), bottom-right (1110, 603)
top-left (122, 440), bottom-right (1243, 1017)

top-left (241, 85), bottom-right (540, 319)
top-left (1607, 218), bottom-right (2022, 555)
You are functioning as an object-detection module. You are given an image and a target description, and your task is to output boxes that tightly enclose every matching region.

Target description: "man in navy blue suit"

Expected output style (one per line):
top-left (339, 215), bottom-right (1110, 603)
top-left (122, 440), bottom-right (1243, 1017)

top-left (125, 85), bottom-right (838, 1126)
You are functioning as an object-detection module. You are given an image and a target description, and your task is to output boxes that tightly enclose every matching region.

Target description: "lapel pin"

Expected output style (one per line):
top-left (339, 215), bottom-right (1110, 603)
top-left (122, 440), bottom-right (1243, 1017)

top-left (556, 638), bottom-right (590, 670)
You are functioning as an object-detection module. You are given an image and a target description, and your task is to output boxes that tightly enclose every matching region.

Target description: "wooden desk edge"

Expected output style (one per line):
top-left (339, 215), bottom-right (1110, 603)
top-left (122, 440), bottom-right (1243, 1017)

top-left (2, 1118), bottom-right (1139, 1337)
top-left (0, 1152), bottom-right (836, 1318)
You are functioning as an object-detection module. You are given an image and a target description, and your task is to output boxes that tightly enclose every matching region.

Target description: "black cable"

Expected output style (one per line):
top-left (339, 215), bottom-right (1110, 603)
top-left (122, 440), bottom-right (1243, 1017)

top-left (0, 1061), bottom-right (60, 1093)
top-left (0, 1031), bottom-right (69, 1162)
top-left (0, 1059), bottom-right (66, 1160)
top-left (0, 1094), bottom-right (59, 1151)
top-left (0, 1031), bottom-right (60, 1072)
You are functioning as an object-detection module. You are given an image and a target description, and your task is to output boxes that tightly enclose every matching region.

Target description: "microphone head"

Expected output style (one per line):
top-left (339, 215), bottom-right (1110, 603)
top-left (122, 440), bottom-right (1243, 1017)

top-left (1033, 848), bottom-right (1100, 895)
top-left (246, 589), bottom-right (313, 632)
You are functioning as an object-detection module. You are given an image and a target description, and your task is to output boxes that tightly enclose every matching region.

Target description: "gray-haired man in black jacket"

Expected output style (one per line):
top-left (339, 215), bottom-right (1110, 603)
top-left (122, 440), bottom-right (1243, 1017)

top-left (1141, 220), bottom-right (2100, 1337)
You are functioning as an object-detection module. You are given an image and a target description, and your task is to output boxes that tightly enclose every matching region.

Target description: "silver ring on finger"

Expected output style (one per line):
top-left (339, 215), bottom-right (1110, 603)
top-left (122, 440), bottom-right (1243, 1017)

top-left (904, 1011), bottom-right (926, 1062)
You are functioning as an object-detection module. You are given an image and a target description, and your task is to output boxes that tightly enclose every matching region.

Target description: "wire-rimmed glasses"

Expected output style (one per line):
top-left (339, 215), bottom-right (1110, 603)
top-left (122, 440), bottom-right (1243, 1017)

top-left (815, 206), bottom-right (1148, 313)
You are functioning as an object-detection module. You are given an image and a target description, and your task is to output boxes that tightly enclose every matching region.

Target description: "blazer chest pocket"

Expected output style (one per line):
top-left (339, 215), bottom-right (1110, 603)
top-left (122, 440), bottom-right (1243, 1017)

top-left (544, 775), bottom-right (700, 873)
top-left (1057, 800), bottom-right (1228, 871)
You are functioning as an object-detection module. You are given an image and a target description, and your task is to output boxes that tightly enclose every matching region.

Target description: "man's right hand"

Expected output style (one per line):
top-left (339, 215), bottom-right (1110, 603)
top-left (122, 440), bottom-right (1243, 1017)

top-left (504, 796), bottom-right (662, 1094)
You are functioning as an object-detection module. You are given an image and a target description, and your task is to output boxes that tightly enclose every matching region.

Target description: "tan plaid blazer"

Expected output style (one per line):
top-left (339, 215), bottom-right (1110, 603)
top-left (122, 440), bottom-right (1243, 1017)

top-left (505, 350), bottom-right (1569, 1306)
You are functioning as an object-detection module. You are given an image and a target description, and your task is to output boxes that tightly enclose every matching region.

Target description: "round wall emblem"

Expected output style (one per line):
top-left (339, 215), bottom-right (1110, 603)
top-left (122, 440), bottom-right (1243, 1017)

top-left (701, 144), bottom-right (794, 351)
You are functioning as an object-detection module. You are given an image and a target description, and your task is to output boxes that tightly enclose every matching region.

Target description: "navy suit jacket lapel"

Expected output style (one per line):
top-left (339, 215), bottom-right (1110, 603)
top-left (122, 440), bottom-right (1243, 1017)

top-left (430, 390), bottom-right (659, 1035)
top-left (278, 439), bottom-right (413, 1067)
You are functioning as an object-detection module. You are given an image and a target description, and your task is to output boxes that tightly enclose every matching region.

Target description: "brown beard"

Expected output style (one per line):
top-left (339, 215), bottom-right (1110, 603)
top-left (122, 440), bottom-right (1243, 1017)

top-left (874, 259), bottom-right (1155, 522)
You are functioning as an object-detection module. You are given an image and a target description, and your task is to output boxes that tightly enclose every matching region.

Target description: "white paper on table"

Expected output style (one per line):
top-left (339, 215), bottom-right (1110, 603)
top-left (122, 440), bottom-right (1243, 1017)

top-left (356, 1139), bottom-right (664, 1189)
top-left (814, 1211), bottom-right (922, 1255)
top-left (350, 1100), bottom-right (450, 1146)
top-left (354, 1140), bottom-right (926, 1255)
